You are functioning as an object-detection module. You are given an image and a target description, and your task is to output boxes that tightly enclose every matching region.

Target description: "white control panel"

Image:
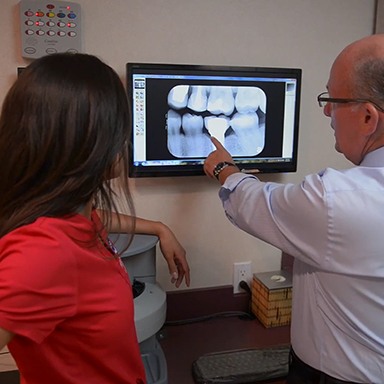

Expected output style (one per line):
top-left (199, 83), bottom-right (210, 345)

top-left (19, 0), bottom-right (81, 59)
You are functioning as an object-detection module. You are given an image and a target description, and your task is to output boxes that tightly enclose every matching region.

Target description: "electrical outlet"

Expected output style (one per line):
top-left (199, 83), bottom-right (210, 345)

top-left (233, 261), bottom-right (252, 294)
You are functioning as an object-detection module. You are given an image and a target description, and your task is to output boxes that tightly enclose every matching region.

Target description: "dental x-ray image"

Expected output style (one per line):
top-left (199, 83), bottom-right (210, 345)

top-left (167, 85), bottom-right (266, 158)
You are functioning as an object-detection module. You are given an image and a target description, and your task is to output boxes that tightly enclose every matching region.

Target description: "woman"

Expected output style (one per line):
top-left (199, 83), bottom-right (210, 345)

top-left (0, 53), bottom-right (189, 384)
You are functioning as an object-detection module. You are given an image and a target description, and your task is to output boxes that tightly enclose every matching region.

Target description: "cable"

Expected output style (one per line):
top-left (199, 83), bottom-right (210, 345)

top-left (239, 280), bottom-right (252, 295)
top-left (165, 281), bottom-right (256, 326)
top-left (164, 311), bottom-right (254, 326)
top-left (239, 280), bottom-right (256, 320)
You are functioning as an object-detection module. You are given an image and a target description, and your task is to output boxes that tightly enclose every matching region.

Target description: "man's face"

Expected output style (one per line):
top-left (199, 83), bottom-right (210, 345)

top-left (322, 59), bottom-right (366, 165)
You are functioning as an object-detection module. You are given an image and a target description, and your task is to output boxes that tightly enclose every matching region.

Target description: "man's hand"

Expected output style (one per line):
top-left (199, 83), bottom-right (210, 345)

top-left (204, 137), bottom-right (240, 182)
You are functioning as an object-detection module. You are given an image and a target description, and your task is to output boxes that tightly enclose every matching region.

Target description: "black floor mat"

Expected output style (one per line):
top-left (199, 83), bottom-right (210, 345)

top-left (192, 344), bottom-right (290, 384)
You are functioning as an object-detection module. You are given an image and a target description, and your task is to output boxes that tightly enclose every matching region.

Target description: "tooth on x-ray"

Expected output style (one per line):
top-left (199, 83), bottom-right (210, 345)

top-left (230, 112), bottom-right (262, 155)
top-left (167, 109), bottom-right (183, 156)
top-left (167, 112), bottom-right (211, 157)
top-left (235, 87), bottom-right (267, 114)
top-left (187, 86), bottom-right (209, 112)
top-left (207, 86), bottom-right (235, 116)
top-left (256, 87), bottom-right (267, 113)
top-left (231, 111), bottom-right (259, 131)
top-left (168, 85), bottom-right (190, 109)
top-left (167, 109), bottom-right (182, 134)
top-left (204, 115), bottom-right (230, 145)
top-left (182, 113), bottom-right (204, 136)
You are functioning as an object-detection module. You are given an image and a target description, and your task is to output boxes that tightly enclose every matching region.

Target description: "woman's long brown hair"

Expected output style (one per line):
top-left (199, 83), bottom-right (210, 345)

top-left (0, 53), bottom-right (135, 238)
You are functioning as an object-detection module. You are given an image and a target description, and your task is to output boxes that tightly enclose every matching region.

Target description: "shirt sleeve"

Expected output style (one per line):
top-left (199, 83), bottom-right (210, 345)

top-left (0, 223), bottom-right (77, 343)
top-left (219, 172), bottom-right (331, 268)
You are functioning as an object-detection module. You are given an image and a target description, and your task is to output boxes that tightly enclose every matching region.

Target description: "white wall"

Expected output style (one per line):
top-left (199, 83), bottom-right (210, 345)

top-left (0, 0), bottom-right (376, 291)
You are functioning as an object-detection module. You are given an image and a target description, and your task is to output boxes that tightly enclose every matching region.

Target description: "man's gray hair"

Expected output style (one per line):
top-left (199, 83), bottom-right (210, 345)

top-left (353, 58), bottom-right (384, 107)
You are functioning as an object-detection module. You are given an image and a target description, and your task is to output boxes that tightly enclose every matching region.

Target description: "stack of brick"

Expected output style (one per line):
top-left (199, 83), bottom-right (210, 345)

top-left (251, 270), bottom-right (292, 328)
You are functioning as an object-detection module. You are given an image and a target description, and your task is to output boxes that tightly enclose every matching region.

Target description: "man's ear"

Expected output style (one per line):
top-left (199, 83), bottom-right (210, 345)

top-left (362, 103), bottom-right (380, 136)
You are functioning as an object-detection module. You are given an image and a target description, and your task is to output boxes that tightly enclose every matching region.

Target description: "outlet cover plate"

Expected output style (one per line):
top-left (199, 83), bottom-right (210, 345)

top-left (233, 261), bottom-right (252, 294)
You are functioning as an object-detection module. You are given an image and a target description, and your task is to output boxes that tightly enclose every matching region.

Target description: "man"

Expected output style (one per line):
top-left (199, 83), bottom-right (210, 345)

top-left (204, 34), bottom-right (384, 383)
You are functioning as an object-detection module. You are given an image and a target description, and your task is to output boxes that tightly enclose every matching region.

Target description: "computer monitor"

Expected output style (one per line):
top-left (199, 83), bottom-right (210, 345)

top-left (127, 62), bottom-right (302, 177)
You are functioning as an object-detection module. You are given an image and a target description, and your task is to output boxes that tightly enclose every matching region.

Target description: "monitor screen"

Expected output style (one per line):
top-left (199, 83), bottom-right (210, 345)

top-left (127, 62), bottom-right (302, 177)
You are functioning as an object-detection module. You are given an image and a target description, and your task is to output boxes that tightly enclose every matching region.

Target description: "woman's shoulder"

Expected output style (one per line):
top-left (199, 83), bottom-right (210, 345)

top-left (0, 214), bottom-right (98, 286)
top-left (0, 214), bottom-right (95, 252)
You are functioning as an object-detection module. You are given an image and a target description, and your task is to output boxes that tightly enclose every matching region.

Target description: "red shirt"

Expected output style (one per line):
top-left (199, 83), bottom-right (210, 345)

top-left (0, 212), bottom-right (146, 384)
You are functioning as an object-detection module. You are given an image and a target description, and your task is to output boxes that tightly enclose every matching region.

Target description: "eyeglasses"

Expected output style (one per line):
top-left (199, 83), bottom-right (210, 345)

top-left (317, 92), bottom-right (384, 112)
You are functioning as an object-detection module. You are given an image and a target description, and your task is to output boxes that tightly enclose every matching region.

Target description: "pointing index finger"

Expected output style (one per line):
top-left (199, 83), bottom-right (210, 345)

top-left (210, 136), bottom-right (225, 150)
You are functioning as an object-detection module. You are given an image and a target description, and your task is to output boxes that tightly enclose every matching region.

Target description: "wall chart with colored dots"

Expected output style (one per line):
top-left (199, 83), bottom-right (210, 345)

top-left (19, 0), bottom-right (81, 59)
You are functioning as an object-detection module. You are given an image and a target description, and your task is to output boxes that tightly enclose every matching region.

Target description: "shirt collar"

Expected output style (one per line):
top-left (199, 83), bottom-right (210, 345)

top-left (360, 146), bottom-right (384, 167)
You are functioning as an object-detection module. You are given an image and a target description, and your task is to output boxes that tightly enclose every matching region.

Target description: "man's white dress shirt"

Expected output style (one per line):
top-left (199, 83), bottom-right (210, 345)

top-left (219, 147), bottom-right (384, 383)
